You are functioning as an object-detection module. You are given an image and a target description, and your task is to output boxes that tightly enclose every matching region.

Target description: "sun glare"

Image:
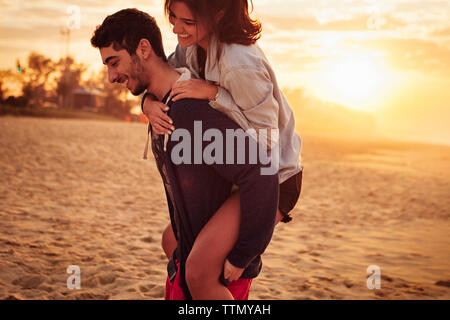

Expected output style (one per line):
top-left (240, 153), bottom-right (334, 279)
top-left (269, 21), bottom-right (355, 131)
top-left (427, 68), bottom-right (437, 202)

top-left (331, 59), bottom-right (381, 99)
top-left (313, 56), bottom-right (388, 112)
top-left (329, 58), bottom-right (384, 111)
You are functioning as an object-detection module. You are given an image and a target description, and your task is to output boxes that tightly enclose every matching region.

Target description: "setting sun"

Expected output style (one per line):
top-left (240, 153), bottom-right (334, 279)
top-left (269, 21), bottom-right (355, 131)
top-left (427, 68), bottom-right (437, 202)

top-left (330, 59), bottom-right (381, 101)
top-left (320, 57), bottom-right (386, 111)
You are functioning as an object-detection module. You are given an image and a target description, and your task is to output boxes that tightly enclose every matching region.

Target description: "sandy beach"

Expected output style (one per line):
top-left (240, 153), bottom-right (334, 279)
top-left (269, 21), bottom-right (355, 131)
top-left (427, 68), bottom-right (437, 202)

top-left (0, 116), bottom-right (449, 300)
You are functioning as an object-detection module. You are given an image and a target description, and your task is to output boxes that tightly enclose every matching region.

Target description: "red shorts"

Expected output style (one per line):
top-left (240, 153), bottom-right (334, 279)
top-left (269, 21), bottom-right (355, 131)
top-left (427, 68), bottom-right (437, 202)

top-left (165, 261), bottom-right (252, 300)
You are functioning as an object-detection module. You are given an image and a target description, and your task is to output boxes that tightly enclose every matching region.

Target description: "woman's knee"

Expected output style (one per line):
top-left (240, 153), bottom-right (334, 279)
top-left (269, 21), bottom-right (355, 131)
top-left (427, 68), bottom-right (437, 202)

top-left (185, 253), bottom-right (202, 288)
top-left (185, 252), bottom-right (216, 291)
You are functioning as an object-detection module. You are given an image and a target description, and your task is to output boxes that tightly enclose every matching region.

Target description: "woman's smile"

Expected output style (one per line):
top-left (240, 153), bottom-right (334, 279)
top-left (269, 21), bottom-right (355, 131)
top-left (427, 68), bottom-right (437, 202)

top-left (169, 1), bottom-right (209, 49)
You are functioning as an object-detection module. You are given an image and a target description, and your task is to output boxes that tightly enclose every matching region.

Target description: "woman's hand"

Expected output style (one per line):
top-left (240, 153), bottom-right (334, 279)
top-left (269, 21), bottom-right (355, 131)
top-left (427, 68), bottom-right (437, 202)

top-left (169, 79), bottom-right (218, 102)
top-left (143, 97), bottom-right (175, 135)
top-left (223, 259), bottom-right (245, 282)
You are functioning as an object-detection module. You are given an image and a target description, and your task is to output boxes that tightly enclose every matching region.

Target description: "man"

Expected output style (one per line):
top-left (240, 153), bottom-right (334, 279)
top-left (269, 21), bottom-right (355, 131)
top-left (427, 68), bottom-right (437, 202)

top-left (91, 8), bottom-right (279, 300)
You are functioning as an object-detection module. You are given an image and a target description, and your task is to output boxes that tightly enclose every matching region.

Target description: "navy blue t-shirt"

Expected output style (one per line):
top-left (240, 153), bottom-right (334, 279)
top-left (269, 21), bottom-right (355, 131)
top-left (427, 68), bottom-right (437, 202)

top-left (151, 96), bottom-right (279, 299)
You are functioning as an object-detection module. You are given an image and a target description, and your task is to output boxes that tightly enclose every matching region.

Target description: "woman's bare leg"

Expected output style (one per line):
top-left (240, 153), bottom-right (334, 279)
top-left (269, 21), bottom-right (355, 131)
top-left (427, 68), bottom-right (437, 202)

top-left (161, 201), bottom-right (284, 262)
top-left (161, 223), bottom-right (177, 260)
top-left (185, 192), bottom-right (283, 300)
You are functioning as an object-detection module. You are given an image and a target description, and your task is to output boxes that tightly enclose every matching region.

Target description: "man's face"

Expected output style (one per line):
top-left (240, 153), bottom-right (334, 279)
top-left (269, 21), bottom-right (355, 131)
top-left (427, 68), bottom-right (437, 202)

top-left (100, 44), bottom-right (148, 96)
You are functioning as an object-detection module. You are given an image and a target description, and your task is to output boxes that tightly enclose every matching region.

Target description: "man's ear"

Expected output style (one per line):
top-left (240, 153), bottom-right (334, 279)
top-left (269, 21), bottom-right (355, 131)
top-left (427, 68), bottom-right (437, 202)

top-left (136, 39), bottom-right (153, 60)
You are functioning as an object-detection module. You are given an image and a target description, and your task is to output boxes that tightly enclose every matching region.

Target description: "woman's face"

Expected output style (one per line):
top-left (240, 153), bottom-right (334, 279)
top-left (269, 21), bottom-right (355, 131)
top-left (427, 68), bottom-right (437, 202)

top-left (169, 1), bottom-right (209, 49)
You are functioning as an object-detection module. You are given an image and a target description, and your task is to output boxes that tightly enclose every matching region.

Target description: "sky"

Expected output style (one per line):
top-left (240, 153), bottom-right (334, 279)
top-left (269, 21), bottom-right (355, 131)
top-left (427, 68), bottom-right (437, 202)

top-left (1, 0), bottom-right (450, 145)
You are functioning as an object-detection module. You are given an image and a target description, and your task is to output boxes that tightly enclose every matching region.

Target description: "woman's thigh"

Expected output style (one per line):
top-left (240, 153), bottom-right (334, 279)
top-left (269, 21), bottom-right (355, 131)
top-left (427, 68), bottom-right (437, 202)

top-left (187, 191), bottom-right (283, 277)
top-left (187, 192), bottom-right (242, 277)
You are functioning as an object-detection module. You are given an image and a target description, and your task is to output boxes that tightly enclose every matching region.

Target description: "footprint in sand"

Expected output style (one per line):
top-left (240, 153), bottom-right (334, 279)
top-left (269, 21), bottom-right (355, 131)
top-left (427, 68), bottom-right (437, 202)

top-left (83, 272), bottom-right (117, 288)
top-left (145, 285), bottom-right (165, 298)
top-left (73, 292), bottom-right (110, 300)
top-left (98, 273), bottom-right (117, 285)
top-left (140, 236), bottom-right (154, 243)
top-left (435, 280), bottom-right (450, 288)
top-left (3, 294), bottom-right (23, 300)
top-left (138, 284), bottom-right (156, 293)
top-left (342, 280), bottom-right (354, 288)
top-left (12, 275), bottom-right (47, 289)
top-left (83, 276), bottom-right (99, 288)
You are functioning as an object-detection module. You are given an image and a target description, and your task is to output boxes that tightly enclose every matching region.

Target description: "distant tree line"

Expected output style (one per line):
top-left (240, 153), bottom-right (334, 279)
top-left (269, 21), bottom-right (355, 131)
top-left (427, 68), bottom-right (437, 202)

top-left (0, 52), bottom-right (375, 133)
top-left (0, 52), bottom-right (138, 119)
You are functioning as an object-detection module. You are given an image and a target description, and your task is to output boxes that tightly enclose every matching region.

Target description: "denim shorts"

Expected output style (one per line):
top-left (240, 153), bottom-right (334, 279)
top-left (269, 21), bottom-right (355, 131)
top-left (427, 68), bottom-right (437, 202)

top-left (278, 170), bottom-right (303, 223)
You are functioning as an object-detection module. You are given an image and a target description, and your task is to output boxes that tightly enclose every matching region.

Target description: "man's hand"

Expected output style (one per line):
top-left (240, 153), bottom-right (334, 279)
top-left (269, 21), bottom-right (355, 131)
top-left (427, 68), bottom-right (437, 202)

top-left (143, 97), bottom-right (174, 135)
top-left (169, 79), bottom-right (218, 102)
top-left (223, 259), bottom-right (245, 282)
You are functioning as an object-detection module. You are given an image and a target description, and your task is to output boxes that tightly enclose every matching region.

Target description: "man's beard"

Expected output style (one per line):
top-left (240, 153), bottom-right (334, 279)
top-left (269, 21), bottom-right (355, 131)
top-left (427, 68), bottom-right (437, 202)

top-left (129, 55), bottom-right (148, 96)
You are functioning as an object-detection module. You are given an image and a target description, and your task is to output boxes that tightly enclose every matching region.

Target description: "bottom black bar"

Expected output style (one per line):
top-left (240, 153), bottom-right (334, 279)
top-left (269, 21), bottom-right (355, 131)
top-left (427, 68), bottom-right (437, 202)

top-left (0, 300), bottom-right (446, 319)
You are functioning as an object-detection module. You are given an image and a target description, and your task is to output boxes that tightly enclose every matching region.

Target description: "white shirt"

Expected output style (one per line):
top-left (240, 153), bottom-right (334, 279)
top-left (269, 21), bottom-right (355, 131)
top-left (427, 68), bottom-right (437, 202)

top-left (169, 38), bottom-right (302, 183)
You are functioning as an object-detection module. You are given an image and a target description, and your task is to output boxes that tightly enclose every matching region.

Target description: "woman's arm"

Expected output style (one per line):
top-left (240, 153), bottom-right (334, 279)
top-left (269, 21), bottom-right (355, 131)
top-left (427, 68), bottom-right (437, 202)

top-left (212, 66), bottom-right (280, 133)
top-left (170, 66), bottom-right (280, 150)
top-left (142, 94), bottom-right (174, 135)
top-left (141, 44), bottom-right (188, 135)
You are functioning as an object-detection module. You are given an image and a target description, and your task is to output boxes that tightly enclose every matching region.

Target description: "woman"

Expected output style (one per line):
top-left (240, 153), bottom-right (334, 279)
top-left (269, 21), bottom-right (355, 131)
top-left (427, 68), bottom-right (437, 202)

top-left (143, 0), bottom-right (303, 300)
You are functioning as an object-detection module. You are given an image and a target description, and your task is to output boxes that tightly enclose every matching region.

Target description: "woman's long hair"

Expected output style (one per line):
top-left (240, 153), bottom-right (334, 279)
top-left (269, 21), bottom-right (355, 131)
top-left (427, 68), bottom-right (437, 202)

top-left (164, 0), bottom-right (262, 46)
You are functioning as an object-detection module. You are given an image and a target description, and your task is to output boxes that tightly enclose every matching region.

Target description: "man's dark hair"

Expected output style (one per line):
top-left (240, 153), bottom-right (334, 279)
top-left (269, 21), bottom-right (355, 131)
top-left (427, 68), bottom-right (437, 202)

top-left (91, 8), bottom-right (167, 61)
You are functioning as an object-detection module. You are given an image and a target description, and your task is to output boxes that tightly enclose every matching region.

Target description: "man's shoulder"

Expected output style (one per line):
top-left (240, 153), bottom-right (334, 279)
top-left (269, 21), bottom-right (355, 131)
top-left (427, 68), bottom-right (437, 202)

top-left (171, 98), bottom-right (210, 110)
top-left (169, 98), bottom-right (215, 119)
top-left (169, 98), bottom-right (239, 129)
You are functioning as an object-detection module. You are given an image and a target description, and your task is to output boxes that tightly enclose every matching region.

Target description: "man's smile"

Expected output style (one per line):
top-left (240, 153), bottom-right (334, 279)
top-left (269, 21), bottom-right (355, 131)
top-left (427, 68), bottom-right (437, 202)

top-left (118, 76), bottom-right (130, 89)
